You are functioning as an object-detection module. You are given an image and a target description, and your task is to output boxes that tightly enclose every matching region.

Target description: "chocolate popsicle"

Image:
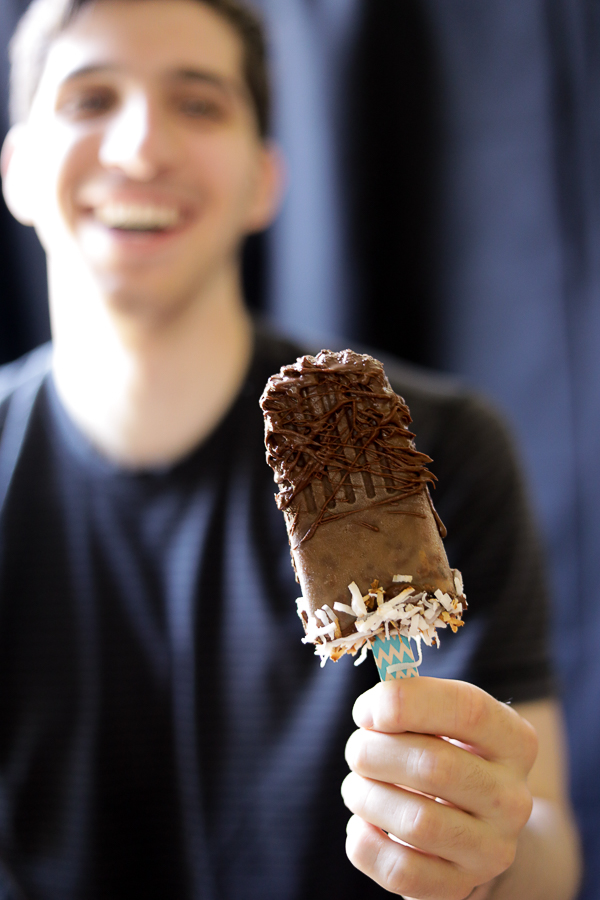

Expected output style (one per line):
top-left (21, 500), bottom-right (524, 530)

top-left (260, 350), bottom-right (465, 667)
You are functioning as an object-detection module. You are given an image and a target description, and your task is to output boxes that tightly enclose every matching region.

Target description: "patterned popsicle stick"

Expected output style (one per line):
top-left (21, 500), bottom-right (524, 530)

top-left (371, 633), bottom-right (420, 681)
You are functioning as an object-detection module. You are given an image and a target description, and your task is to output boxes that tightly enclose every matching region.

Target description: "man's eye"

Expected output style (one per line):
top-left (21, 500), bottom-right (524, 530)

top-left (60, 89), bottom-right (116, 118)
top-left (177, 96), bottom-right (225, 120)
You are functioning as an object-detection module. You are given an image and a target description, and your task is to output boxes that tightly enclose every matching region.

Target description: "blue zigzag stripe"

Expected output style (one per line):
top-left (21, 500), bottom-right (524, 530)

top-left (371, 634), bottom-right (419, 681)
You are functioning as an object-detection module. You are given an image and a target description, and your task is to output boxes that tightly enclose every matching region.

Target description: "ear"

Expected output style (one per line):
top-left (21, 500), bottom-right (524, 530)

top-left (1, 124), bottom-right (36, 226)
top-left (245, 141), bottom-right (285, 233)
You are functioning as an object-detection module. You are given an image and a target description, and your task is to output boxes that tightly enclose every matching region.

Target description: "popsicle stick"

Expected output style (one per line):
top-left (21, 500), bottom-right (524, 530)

top-left (371, 633), bottom-right (420, 681)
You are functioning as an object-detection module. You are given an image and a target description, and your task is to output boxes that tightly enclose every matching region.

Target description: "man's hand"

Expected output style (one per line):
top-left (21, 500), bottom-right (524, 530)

top-left (342, 678), bottom-right (538, 899)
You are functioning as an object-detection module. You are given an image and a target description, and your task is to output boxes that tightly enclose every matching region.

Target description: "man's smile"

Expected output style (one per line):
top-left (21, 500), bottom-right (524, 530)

top-left (92, 202), bottom-right (182, 232)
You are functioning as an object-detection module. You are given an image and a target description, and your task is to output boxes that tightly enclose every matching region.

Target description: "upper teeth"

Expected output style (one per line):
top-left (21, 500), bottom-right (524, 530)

top-left (94, 203), bottom-right (180, 230)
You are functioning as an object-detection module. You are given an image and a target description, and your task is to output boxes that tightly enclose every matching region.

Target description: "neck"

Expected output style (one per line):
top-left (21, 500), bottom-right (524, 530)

top-left (49, 258), bottom-right (253, 468)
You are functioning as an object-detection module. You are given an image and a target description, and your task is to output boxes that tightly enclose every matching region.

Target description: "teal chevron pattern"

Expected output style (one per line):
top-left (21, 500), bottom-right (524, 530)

top-left (371, 633), bottom-right (419, 681)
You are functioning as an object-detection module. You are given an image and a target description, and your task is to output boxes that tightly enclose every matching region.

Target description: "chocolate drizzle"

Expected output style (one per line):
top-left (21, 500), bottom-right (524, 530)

top-left (260, 350), bottom-right (442, 543)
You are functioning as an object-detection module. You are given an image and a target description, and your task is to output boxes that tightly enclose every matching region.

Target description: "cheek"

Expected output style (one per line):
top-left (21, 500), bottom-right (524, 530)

top-left (34, 130), bottom-right (99, 234)
top-left (56, 134), bottom-right (101, 216)
top-left (189, 139), bottom-right (261, 216)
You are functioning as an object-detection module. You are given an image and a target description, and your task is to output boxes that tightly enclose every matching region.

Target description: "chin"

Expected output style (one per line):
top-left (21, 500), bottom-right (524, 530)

top-left (102, 280), bottom-right (195, 327)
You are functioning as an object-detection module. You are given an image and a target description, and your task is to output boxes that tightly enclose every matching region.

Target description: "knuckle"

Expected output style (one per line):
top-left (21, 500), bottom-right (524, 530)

top-left (403, 799), bottom-right (474, 857)
top-left (509, 783), bottom-right (534, 828)
top-left (363, 777), bottom-right (380, 811)
top-left (489, 835), bottom-right (517, 877)
top-left (520, 719), bottom-right (539, 770)
top-left (459, 685), bottom-right (489, 732)
top-left (402, 801), bottom-right (441, 848)
top-left (414, 743), bottom-right (456, 792)
top-left (464, 760), bottom-right (498, 800)
top-left (499, 836), bottom-right (518, 872)
top-left (345, 730), bottom-right (369, 774)
top-left (492, 778), bottom-right (533, 829)
top-left (375, 682), bottom-right (406, 731)
top-left (451, 881), bottom-right (477, 900)
top-left (444, 820), bottom-right (473, 854)
top-left (352, 775), bottom-right (381, 819)
top-left (380, 850), bottom-right (419, 897)
top-left (346, 818), bottom-right (385, 883)
top-left (344, 820), bottom-right (365, 867)
top-left (341, 772), bottom-right (369, 816)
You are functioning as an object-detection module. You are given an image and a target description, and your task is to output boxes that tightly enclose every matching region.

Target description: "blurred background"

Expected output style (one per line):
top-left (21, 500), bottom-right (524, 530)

top-left (1, 1), bottom-right (600, 896)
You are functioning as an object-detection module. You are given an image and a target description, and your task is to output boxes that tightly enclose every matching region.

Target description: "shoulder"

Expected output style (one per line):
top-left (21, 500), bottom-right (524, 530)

top-left (381, 355), bottom-right (528, 529)
top-left (0, 344), bottom-right (53, 428)
top-left (0, 344), bottom-right (53, 403)
top-left (382, 354), bottom-right (504, 451)
top-left (252, 322), bottom-right (308, 381)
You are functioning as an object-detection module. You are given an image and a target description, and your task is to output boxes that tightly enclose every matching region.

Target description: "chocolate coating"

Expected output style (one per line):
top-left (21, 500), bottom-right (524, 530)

top-left (260, 350), bottom-right (458, 641)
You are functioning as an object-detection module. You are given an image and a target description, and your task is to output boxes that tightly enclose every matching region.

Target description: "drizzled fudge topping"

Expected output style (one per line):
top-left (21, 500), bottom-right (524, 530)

top-left (260, 350), bottom-right (443, 544)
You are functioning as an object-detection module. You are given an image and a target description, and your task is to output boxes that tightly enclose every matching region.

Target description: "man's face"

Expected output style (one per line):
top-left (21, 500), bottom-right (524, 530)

top-left (4, 0), bottom-right (279, 320)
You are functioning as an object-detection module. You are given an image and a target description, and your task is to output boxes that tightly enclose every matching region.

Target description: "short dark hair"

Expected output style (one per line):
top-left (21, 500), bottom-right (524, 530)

top-left (9, 0), bottom-right (271, 136)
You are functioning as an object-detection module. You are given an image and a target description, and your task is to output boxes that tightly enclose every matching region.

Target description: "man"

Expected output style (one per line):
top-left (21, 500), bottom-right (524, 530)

top-left (0, 0), bottom-right (581, 898)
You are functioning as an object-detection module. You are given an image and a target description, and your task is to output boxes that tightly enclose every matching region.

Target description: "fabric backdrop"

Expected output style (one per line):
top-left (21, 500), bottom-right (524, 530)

top-left (1, 2), bottom-right (599, 896)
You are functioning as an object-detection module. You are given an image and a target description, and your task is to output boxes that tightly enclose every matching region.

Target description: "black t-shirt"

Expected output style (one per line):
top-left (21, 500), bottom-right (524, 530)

top-left (0, 329), bottom-right (552, 900)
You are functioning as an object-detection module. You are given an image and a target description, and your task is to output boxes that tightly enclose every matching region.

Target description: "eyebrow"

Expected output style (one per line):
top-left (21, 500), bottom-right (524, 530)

top-left (60, 64), bottom-right (241, 95)
top-left (174, 68), bottom-right (234, 90)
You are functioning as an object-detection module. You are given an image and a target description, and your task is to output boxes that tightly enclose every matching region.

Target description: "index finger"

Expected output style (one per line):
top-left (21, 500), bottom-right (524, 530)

top-left (353, 678), bottom-right (538, 772)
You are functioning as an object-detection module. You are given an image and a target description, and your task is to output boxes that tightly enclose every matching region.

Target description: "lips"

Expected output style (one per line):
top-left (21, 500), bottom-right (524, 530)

top-left (92, 202), bottom-right (182, 231)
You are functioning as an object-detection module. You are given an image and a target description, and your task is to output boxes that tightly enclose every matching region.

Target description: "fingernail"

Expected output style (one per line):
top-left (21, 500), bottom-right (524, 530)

top-left (353, 693), bottom-right (373, 729)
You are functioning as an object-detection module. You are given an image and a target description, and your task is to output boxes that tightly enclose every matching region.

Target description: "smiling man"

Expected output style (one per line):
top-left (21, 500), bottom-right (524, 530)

top-left (4, 0), bottom-right (279, 468)
top-left (0, 1), bottom-right (581, 899)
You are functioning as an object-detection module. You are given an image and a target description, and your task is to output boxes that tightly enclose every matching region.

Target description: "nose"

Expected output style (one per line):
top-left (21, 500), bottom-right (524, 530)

top-left (98, 93), bottom-right (177, 180)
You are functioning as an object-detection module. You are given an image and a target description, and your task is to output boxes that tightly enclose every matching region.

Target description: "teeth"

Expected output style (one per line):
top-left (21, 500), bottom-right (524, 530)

top-left (94, 203), bottom-right (180, 230)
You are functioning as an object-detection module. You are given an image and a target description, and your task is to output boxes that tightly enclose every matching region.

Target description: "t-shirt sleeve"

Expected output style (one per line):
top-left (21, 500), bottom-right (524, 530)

top-left (411, 386), bottom-right (555, 703)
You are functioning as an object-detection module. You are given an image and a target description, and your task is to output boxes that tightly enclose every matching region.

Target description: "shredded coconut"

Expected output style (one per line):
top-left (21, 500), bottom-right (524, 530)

top-left (296, 572), bottom-right (466, 665)
top-left (295, 596), bottom-right (310, 617)
top-left (354, 641), bottom-right (371, 667)
top-left (453, 568), bottom-right (464, 596)
top-left (348, 582), bottom-right (368, 617)
top-left (333, 602), bottom-right (355, 617)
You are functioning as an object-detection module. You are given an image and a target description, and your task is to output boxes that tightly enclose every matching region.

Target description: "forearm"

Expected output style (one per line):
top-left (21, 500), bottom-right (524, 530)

top-left (473, 798), bottom-right (581, 900)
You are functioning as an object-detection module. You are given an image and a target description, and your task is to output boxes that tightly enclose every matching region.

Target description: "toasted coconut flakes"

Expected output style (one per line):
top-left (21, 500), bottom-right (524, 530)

top-left (296, 596), bottom-right (310, 617)
top-left (306, 622), bottom-right (336, 641)
top-left (348, 582), bottom-right (368, 617)
top-left (453, 569), bottom-right (464, 595)
top-left (333, 602), bottom-right (355, 617)
top-left (303, 574), bottom-right (464, 665)
top-left (439, 611), bottom-right (464, 633)
top-left (434, 589), bottom-right (454, 612)
top-left (321, 605), bottom-right (342, 639)
top-left (393, 574), bottom-right (413, 583)
top-left (354, 641), bottom-right (371, 666)
top-left (315, 609), bottom-right (329, 627)
top-left (372, 588), bottom-right (385, 607)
